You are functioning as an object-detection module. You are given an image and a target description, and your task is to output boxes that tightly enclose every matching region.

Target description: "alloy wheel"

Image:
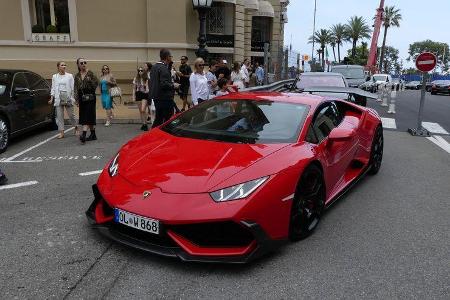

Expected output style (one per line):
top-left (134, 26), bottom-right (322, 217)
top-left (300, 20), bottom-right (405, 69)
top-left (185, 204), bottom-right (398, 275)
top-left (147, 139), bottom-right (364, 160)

top-left (369, 126), bottom-right (383, 175)
top-left (0, 118), bottom-right (9, 153)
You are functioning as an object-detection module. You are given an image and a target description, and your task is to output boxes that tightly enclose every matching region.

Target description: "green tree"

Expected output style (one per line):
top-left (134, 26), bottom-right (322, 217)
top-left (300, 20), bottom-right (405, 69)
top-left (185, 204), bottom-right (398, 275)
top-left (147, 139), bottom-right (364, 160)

top-left (346, 43), bottom-right (369, 66)
top-left (407, 40), bottom-right (450, 71)
top-left (378, 6), bottom-right (402, 72)
top-left (309, 29), bottom-right (332, 70)
top-left (344, 16), bottom-right (372, 59)
top-left (330, 23), bottom-right (346, 62)
top-left (378, 46), bottom-right (401, 74)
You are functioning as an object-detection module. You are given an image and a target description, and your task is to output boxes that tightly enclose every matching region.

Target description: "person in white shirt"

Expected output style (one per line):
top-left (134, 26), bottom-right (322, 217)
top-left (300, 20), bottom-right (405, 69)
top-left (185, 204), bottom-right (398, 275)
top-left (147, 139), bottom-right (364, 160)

top-left (231, 62), bottom-right (246, 90)
top-left (240, 58), bottom-right (250, 88)
top-left (48, 61), bottom-right (78, 139)
top-left (206, 60), bottom-right (218, 99)
top-left (189, 58), bottom-right (210, 105)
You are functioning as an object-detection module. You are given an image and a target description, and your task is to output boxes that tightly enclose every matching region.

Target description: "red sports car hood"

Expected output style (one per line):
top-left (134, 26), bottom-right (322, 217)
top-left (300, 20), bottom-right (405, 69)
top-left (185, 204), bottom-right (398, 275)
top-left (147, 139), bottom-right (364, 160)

top-left (118, 130), bottom-right (288, 193)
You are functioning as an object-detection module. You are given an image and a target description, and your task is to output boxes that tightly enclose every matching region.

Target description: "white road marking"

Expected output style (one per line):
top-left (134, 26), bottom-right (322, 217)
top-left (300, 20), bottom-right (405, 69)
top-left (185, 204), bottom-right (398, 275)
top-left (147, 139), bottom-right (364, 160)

top-left (422, 122), bottom-right (449, 135)
top-left (79, 170), bottom-right (102, 176)
top-left (426, 136), bottom-right (450, 154)
top-left (3, 127), bottom-right (75, 162)
top-left (0, 181), bottom-right (39, 191)
top-left (381, 117), bottom-right (397, 129)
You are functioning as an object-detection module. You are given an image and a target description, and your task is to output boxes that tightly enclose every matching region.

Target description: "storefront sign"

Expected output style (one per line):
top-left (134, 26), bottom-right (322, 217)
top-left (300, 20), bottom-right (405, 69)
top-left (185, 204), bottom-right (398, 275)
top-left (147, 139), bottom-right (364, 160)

top-left (32, 33), bottom-right (71, 43)
top-left (251, 41), bottom-right (270, 52)
top-left (206, 35), bottom-right (234, 48)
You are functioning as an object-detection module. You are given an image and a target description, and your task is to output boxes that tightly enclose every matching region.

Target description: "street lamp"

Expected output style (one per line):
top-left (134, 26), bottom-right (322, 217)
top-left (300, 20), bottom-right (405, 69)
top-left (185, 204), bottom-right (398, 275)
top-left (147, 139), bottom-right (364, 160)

top-left (192, 0), bottom-right (213, 59)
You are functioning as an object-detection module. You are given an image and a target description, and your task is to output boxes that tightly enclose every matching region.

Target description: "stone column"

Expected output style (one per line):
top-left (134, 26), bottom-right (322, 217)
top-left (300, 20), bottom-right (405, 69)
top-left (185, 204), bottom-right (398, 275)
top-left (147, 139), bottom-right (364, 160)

top-left (234, 0), bottom-right (245, 63)
top-left (244, 10), bottom-right (253, 60)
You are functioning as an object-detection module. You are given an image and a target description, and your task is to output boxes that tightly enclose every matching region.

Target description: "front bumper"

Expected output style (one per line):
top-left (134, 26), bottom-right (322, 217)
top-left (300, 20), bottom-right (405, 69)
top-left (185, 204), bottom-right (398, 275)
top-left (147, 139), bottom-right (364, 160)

top-left (86, 184), bottom-right (285, 263)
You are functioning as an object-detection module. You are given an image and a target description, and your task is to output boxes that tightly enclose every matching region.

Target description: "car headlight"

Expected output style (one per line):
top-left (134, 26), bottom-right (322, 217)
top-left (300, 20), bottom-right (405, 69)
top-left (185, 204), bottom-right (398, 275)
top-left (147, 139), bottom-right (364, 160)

top-left (210, 176), bottom-right (269, 202)
top-left (108, 153), bottom-right (119, 177)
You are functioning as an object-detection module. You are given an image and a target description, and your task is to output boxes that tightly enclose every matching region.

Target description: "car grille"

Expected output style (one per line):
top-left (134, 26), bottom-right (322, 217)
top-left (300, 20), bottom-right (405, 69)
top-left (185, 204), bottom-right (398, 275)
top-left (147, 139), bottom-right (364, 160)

top-left (110, 223), bottom-right (178, 248)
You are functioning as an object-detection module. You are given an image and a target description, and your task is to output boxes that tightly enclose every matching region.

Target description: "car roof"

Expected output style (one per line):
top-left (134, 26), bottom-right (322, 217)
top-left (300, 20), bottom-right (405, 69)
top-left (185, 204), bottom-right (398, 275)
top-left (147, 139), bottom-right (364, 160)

top-left (0, 69), bottom-right (30, 74)
top-left (301, 72), bottom-right (344, 77)
top-left (216, 91), bottom-right (332, 111)
top-left (332, 65), bottom-right (364, 69)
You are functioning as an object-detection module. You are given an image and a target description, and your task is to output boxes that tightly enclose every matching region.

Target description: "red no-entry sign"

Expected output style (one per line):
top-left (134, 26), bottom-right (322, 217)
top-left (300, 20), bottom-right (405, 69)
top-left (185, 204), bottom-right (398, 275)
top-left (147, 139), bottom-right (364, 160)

top-left (415, 52), bottom-right (437, 72)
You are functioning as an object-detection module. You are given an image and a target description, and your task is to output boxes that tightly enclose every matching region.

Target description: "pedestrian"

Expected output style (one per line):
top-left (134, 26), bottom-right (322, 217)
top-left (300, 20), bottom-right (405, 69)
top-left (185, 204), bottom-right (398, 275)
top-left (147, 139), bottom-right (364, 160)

top-left (49, 61), bottom-right (78, 139)
top-left (255, 62), bottom-right (264, 86)
top-left (132, 67), bottom-right (150, 131)
top-left (215, 77), bottom-right (230, 97)
top-left (231, 62), bottom-right (246, 90)
top-left (99, 65), bottom-right (116, 127)
top-left (143, 63), bottom-right (155, 124)
top-left (0, 168), bottom-right (7, 185)
top-left (241, 58), bottom-right (250, 88)
top-left (177, 56), bottom-right (192, 111)
top-left (189, 58), bottom-right (209, 105)
top-left (215, 59), bottom-right (231, 80)
top-left (74, 58), bottom-right (99, 144)
top-left (150, 49), bottom-right (177, 128)
top-left (169, 61), bottom-right (181, 113)
top-left (206, 60), bottom-right (218, 98)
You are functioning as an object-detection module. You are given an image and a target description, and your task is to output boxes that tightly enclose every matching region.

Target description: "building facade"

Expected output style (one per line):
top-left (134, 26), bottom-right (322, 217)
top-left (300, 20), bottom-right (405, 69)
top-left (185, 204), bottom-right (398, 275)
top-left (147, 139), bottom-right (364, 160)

top-left (0, 0), bottom-right (289, 86)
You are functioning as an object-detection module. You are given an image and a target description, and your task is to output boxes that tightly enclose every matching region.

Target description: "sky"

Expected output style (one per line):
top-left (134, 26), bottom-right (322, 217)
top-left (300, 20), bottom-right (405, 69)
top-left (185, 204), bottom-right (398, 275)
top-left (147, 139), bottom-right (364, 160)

top-left (284, 0), bottom-right (450, 69)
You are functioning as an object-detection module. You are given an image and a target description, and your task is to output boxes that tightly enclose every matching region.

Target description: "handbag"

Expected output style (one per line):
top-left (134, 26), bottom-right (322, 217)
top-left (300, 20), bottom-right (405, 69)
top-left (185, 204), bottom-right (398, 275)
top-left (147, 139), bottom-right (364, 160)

top-left (81, 94), bottom-right (95, 102)
top-left (110, 85), bottom-right (122, 98)
top-left (59, 90), bottom-right (71, 106)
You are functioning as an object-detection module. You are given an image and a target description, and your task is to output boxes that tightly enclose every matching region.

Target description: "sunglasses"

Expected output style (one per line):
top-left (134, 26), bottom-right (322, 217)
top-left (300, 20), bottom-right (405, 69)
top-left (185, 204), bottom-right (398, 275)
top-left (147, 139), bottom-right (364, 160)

top-left (198, 64), bottom-right (206, 67)
top-left (102, 68), bottom-right (109, 71)
top-left (60, 64), bottom-right (66, 67)
top-left (138, 69), bottom-right (144, 72)
top-left (79, 61), bottom-right (87, 65)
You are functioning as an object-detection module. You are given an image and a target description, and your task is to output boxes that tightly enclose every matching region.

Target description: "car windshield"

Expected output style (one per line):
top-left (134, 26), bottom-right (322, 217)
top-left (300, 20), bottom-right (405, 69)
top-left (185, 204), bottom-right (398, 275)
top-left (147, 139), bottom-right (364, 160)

top-left (332, 67), bottom-right (365, 79)
top-left (373, 75), bottom-right (387, 81)
top-left (435, 80), bottom-right (450, 85)
top-left (162, 99), bottom-right (309, 144)
top-left (0, 72), bottom-right (10, 96)
top-left (296, 75), bottom-right (345, 89)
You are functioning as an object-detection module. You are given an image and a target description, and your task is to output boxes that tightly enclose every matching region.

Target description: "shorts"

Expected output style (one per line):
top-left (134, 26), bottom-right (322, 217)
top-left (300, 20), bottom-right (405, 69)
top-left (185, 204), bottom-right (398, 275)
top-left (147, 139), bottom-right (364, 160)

top-left (179, 84), bottom-right (189, 97)
top-left (135, 91), bottom-right (149, 101)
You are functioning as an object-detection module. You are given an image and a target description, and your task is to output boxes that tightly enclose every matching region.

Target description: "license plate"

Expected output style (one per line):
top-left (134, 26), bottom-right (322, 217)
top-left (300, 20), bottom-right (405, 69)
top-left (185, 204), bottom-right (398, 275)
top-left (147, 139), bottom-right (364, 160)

top-left (114, 209), bottom-right (159, 234)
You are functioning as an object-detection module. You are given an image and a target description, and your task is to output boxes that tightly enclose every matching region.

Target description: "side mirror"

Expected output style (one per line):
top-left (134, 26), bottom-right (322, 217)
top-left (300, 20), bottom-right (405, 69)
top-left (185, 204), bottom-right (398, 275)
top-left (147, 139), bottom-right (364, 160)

top-left (14, 87), bottom-right (31, 95)
top-left (328, 127), bottom-right (356, 142)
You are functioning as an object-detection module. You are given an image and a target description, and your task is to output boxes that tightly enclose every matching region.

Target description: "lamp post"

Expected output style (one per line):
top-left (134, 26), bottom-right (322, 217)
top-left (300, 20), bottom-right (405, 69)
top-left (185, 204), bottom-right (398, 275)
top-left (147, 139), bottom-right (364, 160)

top-left (192, 0), bottom-right (213, 59)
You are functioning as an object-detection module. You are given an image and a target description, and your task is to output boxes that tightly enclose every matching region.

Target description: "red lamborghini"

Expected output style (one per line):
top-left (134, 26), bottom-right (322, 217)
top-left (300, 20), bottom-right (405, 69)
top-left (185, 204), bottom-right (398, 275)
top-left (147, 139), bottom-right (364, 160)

top-left (86, 91), bottom-right (383, 263)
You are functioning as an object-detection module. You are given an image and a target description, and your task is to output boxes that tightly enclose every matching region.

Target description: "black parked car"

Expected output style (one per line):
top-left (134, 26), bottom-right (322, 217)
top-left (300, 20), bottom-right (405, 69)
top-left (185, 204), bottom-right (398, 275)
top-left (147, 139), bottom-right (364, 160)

top-left (0, 70), bottom-right (54, 153)
top-left (430, 80), bottom-right (450, 95)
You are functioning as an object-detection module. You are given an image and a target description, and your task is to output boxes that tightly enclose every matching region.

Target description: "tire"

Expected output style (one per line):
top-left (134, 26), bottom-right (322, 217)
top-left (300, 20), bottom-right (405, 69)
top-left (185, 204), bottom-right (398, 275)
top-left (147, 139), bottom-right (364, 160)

top-left (289, 164), bottom-right (325, 241)
top-left (431, 92), bottom-right (436, 95)
top-left (0, 115), bottom-right (10, 154)
top-left (368, 125), bottom-right (383, 175)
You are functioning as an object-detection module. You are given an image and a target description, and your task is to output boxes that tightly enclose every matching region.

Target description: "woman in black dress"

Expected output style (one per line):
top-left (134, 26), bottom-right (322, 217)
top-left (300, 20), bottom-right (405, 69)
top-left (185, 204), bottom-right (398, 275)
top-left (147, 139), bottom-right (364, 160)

top-left (74, 58), bottom-right (99, 144)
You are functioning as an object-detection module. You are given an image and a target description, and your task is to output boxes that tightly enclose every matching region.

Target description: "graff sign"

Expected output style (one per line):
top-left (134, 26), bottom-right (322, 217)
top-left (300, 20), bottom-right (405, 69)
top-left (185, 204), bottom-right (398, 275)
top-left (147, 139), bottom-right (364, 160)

top-left (32, 33), bottom-right (71, 43)
top-left (206, 35), bottom-right (234, 48)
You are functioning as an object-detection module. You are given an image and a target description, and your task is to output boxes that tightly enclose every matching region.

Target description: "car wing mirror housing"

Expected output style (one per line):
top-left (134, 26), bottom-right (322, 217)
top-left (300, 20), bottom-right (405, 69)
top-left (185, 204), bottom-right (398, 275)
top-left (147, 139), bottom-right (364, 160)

top-left (14, 87), bottom-right (31, 95)
top-left (328, 127), bottom-right (356, 142)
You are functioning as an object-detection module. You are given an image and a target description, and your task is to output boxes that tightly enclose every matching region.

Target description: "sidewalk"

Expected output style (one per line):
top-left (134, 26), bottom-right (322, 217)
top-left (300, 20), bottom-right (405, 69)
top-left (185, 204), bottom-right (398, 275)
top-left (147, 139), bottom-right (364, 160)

top-left (70, 95), bottom-right (186, 124)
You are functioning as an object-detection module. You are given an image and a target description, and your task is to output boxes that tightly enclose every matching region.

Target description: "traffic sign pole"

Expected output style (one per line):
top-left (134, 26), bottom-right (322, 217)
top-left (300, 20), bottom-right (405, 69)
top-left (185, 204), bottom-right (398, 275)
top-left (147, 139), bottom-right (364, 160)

top-left (408, 52), bottom-right (437, 137)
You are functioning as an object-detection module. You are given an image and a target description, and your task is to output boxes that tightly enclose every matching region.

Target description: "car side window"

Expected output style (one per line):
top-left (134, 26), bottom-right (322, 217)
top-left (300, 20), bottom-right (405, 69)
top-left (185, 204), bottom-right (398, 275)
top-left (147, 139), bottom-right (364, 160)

top-left (25, 72), bottom-right (48, 90)
top-left (311, 104), bottom-right (338, 143)
top-left (12, 73), bottom-right (28, 91)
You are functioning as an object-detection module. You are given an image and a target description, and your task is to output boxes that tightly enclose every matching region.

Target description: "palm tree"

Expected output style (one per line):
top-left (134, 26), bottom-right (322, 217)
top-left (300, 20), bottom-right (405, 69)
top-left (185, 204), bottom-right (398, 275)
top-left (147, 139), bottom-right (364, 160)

top-left (344, 16), bottom-right (372, 59)
top-left (330, 39), bottom-right (337, 62)
top-left (379, 6), bottom-right (402, 72)
top-left (330, 23), bottom-right (346, 62)
top-left (309, 29), bottom-right (332, 70)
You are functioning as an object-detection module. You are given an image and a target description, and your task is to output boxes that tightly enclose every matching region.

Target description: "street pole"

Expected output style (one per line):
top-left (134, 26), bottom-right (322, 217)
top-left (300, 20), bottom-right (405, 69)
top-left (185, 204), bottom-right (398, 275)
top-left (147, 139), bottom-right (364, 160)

top-left (417, 73), bottom-right (427, 131)
top-left (311, 0), bottom-right (317, 63)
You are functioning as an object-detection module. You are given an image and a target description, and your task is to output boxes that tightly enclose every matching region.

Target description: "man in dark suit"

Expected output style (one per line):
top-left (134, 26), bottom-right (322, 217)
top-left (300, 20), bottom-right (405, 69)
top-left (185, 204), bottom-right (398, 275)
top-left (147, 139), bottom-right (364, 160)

top-left (149, 49), bottom-right (179, 128)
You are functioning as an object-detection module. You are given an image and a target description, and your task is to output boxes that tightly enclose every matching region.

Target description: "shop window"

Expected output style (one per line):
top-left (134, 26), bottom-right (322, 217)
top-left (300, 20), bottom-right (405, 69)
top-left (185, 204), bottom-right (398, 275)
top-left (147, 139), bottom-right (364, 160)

top-left (251, 17), bottom-right (272, 52)
top-left (31, 0), bottom-right (70, 33)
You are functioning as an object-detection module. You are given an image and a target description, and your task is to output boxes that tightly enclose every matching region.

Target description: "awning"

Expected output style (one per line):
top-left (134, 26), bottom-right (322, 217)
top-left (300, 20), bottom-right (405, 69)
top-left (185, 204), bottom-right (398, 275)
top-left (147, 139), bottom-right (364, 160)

top-left (244, 0), bottom-right (259, 11)
top-left (253, 0), bottom-right (275, 18)
top-left (214, 0), bottom-right (236, 4)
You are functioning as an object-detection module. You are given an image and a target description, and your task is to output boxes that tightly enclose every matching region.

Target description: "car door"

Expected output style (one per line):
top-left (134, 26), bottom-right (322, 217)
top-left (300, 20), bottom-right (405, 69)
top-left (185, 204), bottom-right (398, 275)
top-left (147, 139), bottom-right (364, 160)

top-left (24, 72), bottom-right (52, 124)
top-left (10, 72), bottom-right (32, 132)
top-left (306, 102), bottom-right (355, 196)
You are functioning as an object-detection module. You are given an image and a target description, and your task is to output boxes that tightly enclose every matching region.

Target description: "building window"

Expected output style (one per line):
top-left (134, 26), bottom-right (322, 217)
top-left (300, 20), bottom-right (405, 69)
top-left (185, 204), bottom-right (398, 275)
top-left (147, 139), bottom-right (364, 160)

top-left (31, 0), bottom-right (70, 33)
top-left (251, 17), bottom-right (272, 52)
top-left (207, 3), bottom-right (234, 35)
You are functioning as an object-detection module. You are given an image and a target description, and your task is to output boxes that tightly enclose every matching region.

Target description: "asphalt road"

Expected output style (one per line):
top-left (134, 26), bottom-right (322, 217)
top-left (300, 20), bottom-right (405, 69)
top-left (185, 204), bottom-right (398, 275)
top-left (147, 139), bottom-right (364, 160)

top-left (0, 123), bottom-right (449, 298)
top-left (367, 89), bottom-right (450, 134)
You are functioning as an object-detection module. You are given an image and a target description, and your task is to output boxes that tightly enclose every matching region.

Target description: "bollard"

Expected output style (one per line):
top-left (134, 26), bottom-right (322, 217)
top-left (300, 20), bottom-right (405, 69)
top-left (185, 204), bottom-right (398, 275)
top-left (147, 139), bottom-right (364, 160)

top-left (381, 84), bottom-right (389, 107)
top-left (376, 84), bottom-right (383, 102)
top-left (387, 85), bottom-right (396, 114)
